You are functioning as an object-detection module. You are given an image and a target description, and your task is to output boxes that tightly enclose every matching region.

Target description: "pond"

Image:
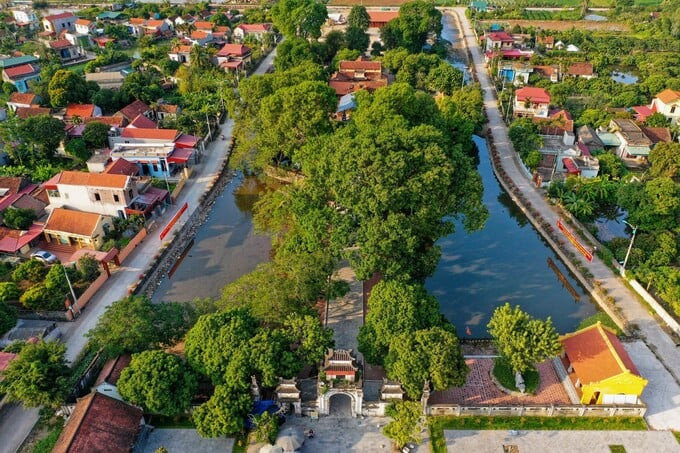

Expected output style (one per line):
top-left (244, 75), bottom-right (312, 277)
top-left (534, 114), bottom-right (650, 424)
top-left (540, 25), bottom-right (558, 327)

top-left (592, 207), bottom-right (629, 242)
top-left (151, 174), bottom-right (271, 302)
top-left (611, 71), bottom-right (639, 85)
top-left (425, 137), bottom-right (598, 338)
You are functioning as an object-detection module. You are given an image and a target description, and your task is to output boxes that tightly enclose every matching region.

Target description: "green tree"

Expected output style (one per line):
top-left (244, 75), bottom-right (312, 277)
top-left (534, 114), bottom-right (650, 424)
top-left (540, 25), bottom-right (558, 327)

top-left (184, 309), bottom-right (258, 385)
top-left (77, 254), bottom-right (100, 282)
top-left (618, 177), bottom-right (680, 232)
top-left (274, 38), bottom-right (319, 72)
top-left (86, 295), bottom-right (159, 358)
top-left (2, 207), bottom-right (36, 230)
top-left (348, 5), bottom-right (370, 30)
top-left (271, 0), bottom-right (327, 39)
top-left (383, 401), bottom-right (423, 449)
top-left (331, 48), bottom-right (361, 71)
top-left (192, 385), bottom-right (252, 437)
top-left (0, 340), bottom-right (68, 408)
top-left (252, 411), bottom-right (279, 444)
top-left (12, 259), bottom-right (48, 283)
top-left (248, 329), bottom-right (301, 387)
top-left (597, 153), bottom-right (626, 179)
top-left (18, 114), bottom-right (66, 161)
top-left (0, 300), bottom-right (17, 335)
top-left (64, 139), bottom-right (91, 162)
top-left (648, 142), bottom-right (680, 181)
top-left (20, 283), bottom-right (57, 310)
top-left (345, 26), bottom-right (369, 53)
top-left (44, 263), bottom-right (69, 301)
top-left (644, 112), bottom-right (670, 128)
top-left (384, 1), bottom-right (442, 53)
top-left (385, 327), bottom-right (468, 399)
top-left (0, 282), bottom-right (20, 302)
top-left (509, 117), bottom-right (542, 161)
top-left (524, 149), bottom-right (542, 171)
top-left (118, 350), bottom-right (197, 416)
top-left (283, 313), bottom-right (334, 366)
top-left (47, 70), bottom-right (89, 108)
top-left (358, 280), bottom-right (442, 365)
top-left (487, 303), bottom-right (561, 375)
top-left (82, 121), bottom-right (111, 150)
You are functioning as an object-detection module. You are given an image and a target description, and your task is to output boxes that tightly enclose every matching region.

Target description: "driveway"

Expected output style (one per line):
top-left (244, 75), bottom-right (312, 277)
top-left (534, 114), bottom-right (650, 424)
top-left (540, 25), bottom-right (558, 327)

top-left (0, 45), bottom-right (280, 453)
top-left (141, 429), bottom-right (234, 453)
top-left (450, 6), bottom-right (680, 430)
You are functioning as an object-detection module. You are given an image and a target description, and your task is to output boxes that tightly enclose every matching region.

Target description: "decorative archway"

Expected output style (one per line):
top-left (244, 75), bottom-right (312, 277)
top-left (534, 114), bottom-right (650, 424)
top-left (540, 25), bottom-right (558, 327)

top-left (318, 388), bottom-right (363, 417)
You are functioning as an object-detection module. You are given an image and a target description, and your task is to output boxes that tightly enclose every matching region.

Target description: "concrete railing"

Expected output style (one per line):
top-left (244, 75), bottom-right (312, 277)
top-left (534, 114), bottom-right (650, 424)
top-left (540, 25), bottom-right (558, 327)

top-left (629, 279), bottom-right (680, 337)
top-left (427, 403), bottom-right (646, 417)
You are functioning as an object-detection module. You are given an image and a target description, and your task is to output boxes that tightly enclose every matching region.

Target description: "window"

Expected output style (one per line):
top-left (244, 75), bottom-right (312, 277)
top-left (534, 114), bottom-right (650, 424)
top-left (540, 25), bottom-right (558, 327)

top-left (47, 189), bottom-right (60, 198)
top-left (114, 194), bottom-right (120, 202)
top-left (152, 163), bottom-right (159, 172)
top-left (94, 193), bottom-right (101, 201)
top-left (672, 106), bottom-right (677, 114)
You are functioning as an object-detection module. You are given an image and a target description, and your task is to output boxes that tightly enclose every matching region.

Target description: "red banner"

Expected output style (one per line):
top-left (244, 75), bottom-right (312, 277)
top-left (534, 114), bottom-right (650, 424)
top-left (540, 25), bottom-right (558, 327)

top-left (160, 202), bottom-right (188, 240)
top-left (557, 219), bottom-right (593, 262)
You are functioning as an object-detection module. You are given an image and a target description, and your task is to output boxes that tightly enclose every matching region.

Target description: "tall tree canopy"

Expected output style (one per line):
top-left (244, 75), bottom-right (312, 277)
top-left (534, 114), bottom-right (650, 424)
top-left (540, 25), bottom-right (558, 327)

top-left (47, 70), bottom-right (91, 108)
top-left (487, 303), bottom-right (561, 375)
top-left (347, 5), bottom-right (370, 30)
top-left (192, 385), bottom-right (253, 437)
top-left (118, 350), bottom-right (197, 416)
top-left (359, 280), bottom-right (443, 365)
top-left (271, 0), bottom-right (327, 39)
top-left (380, 1), bottom-right (442, 52)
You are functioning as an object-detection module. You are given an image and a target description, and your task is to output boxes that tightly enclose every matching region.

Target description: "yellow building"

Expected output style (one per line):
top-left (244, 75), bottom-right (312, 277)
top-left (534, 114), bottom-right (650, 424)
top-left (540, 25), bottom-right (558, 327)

top-left (44, 208), bottom-right (112, 250)
top-left (560, 322), bottom-right (647, 405)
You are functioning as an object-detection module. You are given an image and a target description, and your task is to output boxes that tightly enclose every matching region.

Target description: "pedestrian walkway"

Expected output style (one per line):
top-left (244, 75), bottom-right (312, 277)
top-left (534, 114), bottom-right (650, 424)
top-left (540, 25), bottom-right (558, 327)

top-left (451, 7), bottom-right (680, 430)
top-left (443, 430), bottom-right (680, 453)
top-left (325, 265), bottom-right (363, 352)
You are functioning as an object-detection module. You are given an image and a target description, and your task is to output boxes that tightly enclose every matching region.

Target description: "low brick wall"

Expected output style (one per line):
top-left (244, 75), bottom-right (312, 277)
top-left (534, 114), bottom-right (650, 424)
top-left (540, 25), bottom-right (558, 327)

top-left (74, 272), bottom-right (109, 312)
top-left (118, 228), bottom-right (148, 263)
top-left (15, 309), bottom-right (70, 321)
top-left (171, 177), bottom-right (186, 200)
top-left (428, 404), bottom-right (646, 417)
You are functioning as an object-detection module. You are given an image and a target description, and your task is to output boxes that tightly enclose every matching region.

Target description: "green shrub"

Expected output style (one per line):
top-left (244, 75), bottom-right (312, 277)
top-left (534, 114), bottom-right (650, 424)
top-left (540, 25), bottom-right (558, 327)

top-left (0, 282), bottom-right (20, 302)
top-left (77, 255), bottom-right (101, 282)
top-left (12, 259), bottom-right (48, 283)
top-left (20, 284), bottom-right (62, 310)
top-left (492, 357), bottom-right (539, 394)
top-left (0, 300), bottom-right (17, 335)
top-left (2, 207), bottom-right (37, 230)
top-left (252, 411), bottom-right (279, 444)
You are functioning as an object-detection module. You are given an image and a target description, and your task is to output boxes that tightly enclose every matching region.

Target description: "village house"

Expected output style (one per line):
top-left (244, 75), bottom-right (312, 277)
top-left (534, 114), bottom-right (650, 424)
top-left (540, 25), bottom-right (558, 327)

top-left (53, 392), bottom-right (145, 453)
top-left (367, 11), bottom-right (399, 28)
top-left (115, 99), bottom-right (152, 123)
top-left (45, 170), bottom-right (138, 219)
top-left (193, 20), bottom-right (213, 32)
top-left (329, 58), bottom-right (389, 96)
top-left (65, 104), bottom-right (102, 122)
top-left (560, 322), bottom-right (647, 405)
top-left (7, 93), bottom-right (41, 112)
top-left (47, 39), bottom-right (83, 63)
top-left (216, 43), bottom-right (252, 73)
top-left (74, 18), bottom-right (95, 35)
top-left (153, 104), bottom-right (181, 122)
top-left (577, 125), bottom-right (605, 154)
top-left (497, 62), bottom-right (533, 86)
top-left (127, 114), bottom-right (157, 129)
top-left (604, 119), bottom-right (666, 162)
top-left (168, 44), bottom-right (193, 64)
top-left (537, 35), bottom-right (555, 50)
top-left (649, 89), bottom-right (680, 125)
top-left (42, 12), bottom-right (76, 34)
top-left (566, 62), bottom-right (596, 79)
top-left (335, 93), bottom-right (357, 122)
top-left (93, 354), bottom-right (131, 401)
top-left (188, 30), bottom-right (213, 46)
top-left (514, 86), bottom-right (551, 118)
top-left (11, 8), bottom-right (39, 30)
top-left (15, 107), bottom-right (50, 119)
top-left (2, 63), bottom-right (40, 94)
top-left (485, 31), bottom-right (514, 52)
top-left (43, 207), bottom-right (112, 249)
top-left (232, 23), bottom-right (271, 42)
top-left (109, 143), bottom-right (195, 181)
top-left (533, 65), bottom-right (560, 83)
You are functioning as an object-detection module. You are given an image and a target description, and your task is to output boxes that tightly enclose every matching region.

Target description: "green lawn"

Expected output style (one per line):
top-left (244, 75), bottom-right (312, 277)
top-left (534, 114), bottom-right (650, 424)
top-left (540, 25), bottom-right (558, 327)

top-left (65, 62), bottom-right (88, 74)
top-left (429, 416), bottom-right (648, 453)
top-left (577, 312), bottom-right (623, 335)
top-left (492, 357), bottom-right (539, 394)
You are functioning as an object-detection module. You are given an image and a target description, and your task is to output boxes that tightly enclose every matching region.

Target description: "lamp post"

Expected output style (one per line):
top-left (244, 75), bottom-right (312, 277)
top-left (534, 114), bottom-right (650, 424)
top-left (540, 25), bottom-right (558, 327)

top-left (620, 220), bottom-right (638, 277)
top-left (64, 265), bottom-right (79, 315)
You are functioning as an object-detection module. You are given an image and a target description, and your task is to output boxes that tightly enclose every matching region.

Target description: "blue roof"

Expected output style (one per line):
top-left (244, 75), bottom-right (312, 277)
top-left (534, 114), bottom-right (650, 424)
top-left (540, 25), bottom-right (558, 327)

top-left (337, 93), bottom-right (357, 113)
top-left (97, 11), bottom-right (126, 20)
top-left (0, 55), bottom-right (39, 69)
top-left (490, 24), bottom-right (502, 31)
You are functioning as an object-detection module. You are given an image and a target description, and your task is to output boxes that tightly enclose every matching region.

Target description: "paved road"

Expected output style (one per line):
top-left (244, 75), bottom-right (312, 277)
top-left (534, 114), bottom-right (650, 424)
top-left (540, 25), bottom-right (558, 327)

top-left (450, 7), bottom-right (680, 429)
top-left (443, 430), bottom-right (680, 453)
top-left (326, 265), bottom-right (363, 354)
top-left (0, 47), bottom-right (279, 453)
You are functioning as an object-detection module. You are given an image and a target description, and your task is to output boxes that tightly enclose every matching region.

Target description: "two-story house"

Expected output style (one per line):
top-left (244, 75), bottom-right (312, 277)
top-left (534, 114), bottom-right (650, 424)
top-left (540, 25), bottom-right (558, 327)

top-left (75, 18), bottom-right (95, 35)
top-left (2, 62), bottom-right (41, 94)
top-left (232, 23), bottom-right (271, 42)
top-left (109, 143), bottom-right (194, 180)
top-left (42, 12), bottom-right (76, 34)
top-left (48, 39), bottom-right (82, 63)
top-left (485, 31), bottom-right (514, 52)
top-left (115, 99), bottom-right (152, 123)
top-left (607, 119), bottom-right (653, 161)
top-left (168, 44), bottom-right (193, 64)
top-left (650, 89), bottom-right (680, 125)
top-left (216, 43), bottom-right (251, 73)
top-left (45, 170), bottom-right (138, 219)
top-left (514, 86), bottom-right (551, 118)
top-left (188, 30), bottom-right (213, 46)
top-left (11, 8), bottom-right (39, 30)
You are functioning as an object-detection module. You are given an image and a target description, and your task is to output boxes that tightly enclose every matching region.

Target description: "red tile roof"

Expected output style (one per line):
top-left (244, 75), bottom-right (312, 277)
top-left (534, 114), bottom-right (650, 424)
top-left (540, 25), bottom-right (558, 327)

top-left (66, 104), bottom-right (96, 118)
top-left (339, 60), bottom-right (381, 71)
top-left (50, 170), bottom-right (129, 189)
top-left (367, 11), bottom-right (399, 24)
top-left (0, 223), bottom-right (44, 253)
top-left (567, 62), bottom-right (594, 76)
top-left (641, 126), bottom-right (672, 144)
top-left (95, 354), bottom-right (132, 386)
top-left (129, 18), bottom-right (146, 25)
top-left (4, 64), bottom-right (38, 79)
top-left (15, 107), bottom-right (50, 119)
top-left (48, 39), bottom-right (73, 49)
top-left (0, 351), bottom-right (17, 374)
top-left (329, 79), bottom-right (388, 96)
top-left (157, 104), bottom-right (179, 114)
top-left (116, 100), bottom-right (150, 121)
top-left (656, 89), bottom-right (680, 104)
top-left (104, 158), bottom-right (139, 176)
top-left (53, 392), bottom-right (143, 453)
top-left (171, 44), bottom-right (194, 54)
top-left (8, 92), bottom-right (39, 105)
top-left (145, 19), bottom-right (165, 28)
top-left (84, 116), bottom-right (125, 127)
top-left (193, 20), bottom-right (213, 30)
top-left (217, 43), bottom-right (251, 57)
top-left (45, 208), bottom-right (105, 237)
top-left (129, 114), bottom-right (157, 129)
top-left (121, 128), bottom-right (179, 141)
top-left (561, 322), bottom-right (642, 385)
top-left (515, 86), bottom-right (551, 104)
top-left (190, 30), bottom-right (210, 39)
top-left (236, 23), bottom-right (270, 32)
top-left (44, 12), bottom-right (75, 21)
top-left (75, 19), bottom-right (92, 26)
top-left (486, 31), bottom-right (514, 42)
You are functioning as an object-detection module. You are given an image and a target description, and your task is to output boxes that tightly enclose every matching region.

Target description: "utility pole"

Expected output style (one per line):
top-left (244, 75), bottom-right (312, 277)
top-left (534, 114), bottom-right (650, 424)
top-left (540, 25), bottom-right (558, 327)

top-left (64, 265), bottom-right (79, 314)
top-left (620, 220), bottom-right (638, 277)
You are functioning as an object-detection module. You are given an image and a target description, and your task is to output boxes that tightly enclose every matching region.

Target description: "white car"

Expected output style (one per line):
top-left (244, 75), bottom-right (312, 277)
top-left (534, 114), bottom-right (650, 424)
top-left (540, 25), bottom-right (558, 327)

top-left (30, 250), bottom-right (58, 264)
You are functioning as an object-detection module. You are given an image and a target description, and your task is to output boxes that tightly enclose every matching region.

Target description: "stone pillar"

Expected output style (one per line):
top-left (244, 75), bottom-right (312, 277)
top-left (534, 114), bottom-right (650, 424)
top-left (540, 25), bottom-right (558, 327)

top-left (421, 380), bottom-right (431, 415)
top-left (293, 401), bottom-right (301, 416)
top-left (250, 375), bottom-right (261, 402)
top-left (355, 389), bottom-right (363, 417)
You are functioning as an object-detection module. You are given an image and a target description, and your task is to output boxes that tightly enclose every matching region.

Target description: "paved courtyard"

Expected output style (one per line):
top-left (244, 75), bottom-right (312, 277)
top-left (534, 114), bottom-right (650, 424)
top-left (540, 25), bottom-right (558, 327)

top-left (326, 264), bottom-right (363, 352)
top-left (429, 358), bottom-right (570, 405)
top-left (443, 430), bottom-right (680, 453)
top-left (141, 429), bottom-right (234, 453)
top-left (625, 340), bottom-right (680, 430)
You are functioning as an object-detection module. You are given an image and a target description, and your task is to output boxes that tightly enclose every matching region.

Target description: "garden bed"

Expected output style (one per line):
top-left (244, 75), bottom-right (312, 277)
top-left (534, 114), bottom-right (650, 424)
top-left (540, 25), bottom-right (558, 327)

top-left (492, 357), bottom-right (539, 395)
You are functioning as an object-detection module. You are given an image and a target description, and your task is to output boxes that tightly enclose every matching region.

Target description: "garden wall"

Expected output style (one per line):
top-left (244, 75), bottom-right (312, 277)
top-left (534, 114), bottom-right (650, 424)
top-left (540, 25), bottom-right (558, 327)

top-left (118, 228), bottom-right (148, 263)
top-left (629, 279), bottom-right (680, 337)
top-left (427, 404), bottom-right (646, 417)
top-left (74, 272), bottom-right (109, 312)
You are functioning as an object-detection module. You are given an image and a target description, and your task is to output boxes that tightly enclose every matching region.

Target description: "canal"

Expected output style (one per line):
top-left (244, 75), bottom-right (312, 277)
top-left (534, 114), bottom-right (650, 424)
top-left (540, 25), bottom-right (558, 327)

top-left (425, 136), bottom-right (597, 337)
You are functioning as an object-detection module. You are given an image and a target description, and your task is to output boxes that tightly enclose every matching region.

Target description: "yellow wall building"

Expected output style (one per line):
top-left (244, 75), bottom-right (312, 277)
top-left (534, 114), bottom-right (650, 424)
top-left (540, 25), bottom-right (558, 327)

top-left (560, 322), bottom-right (647, 405)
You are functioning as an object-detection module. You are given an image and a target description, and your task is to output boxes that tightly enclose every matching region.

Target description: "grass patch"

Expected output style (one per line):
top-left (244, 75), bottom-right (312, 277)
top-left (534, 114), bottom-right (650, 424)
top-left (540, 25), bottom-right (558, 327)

top-left (674, 431), bottom-right (680, 444)
top-left (492, 357), bottom-right (539, 394)
top-left (577, 312), bottom-right (623, 336)
top-left (429, 416), bottom-right (647, 453)
top-left (31, 417), bottom-right (64, 453)
top-left (609, 446), bottom-right (626, 453)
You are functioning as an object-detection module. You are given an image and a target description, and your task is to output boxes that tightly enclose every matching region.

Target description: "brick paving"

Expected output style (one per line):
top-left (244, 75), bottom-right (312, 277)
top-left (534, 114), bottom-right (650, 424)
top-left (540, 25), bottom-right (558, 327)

top-left (429, 358), bottom-right (570, 405)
